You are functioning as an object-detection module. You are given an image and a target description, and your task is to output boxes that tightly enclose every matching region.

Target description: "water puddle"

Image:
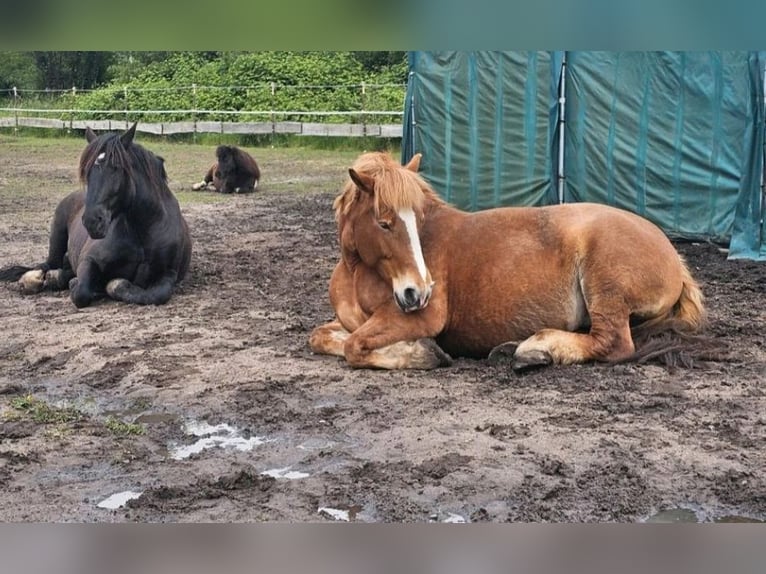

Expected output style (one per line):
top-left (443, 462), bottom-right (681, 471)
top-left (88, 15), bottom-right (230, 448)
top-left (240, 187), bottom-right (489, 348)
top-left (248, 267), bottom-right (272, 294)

top-left (643, 508), bottom-right (698, 523)
top-left (642, 505), bottom-right (764, 523)
top-left (318, 507), bottom-right (350, 521)
top-left (133, 413), bottom-right (179, 425)
top-left (169, 421), bottom-right (269, 460)
top-left (261, 467), bottom-right (310, 480)
top-left (318, 504), bottom-right (363, 522)
top-left (97, 490), bottom-right (143, 510)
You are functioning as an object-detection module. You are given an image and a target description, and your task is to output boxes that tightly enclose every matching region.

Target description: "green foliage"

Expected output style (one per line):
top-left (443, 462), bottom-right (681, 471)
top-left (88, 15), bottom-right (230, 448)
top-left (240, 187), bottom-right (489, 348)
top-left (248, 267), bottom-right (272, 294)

top-left (351, 51), bottom-right (407, 72)
top-left (67, 52), bottom-right (407, 123)
top-left (8, 394), bottom-right (83, 424)
top-left (0, 52), bottom-right (40, 92)
top-left (104, 416), bottom-right (146, 436)
top-left (33, 52), bottom-right (114, 90)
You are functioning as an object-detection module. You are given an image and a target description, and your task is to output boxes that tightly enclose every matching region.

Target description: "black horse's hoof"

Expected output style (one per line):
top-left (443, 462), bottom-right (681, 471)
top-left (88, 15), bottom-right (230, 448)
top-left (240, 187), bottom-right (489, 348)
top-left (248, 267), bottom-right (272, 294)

top-left (512, 350), bottom-right (553, 373)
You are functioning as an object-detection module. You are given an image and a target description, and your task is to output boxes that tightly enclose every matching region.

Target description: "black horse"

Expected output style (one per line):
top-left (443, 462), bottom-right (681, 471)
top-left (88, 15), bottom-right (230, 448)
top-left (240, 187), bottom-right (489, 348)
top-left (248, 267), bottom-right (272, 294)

top-left (192, 145), bottom-right (261, 193)
top-left (0, 123), bottom-right (192, 308)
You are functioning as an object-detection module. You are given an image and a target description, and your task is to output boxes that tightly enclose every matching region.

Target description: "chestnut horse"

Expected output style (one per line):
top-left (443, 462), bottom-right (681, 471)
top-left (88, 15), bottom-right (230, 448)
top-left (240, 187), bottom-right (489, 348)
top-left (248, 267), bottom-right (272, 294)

top-left (309, 152), bottom-right (707, 370)
top-left (0, 123), bottom-right (192, 308)
top-left (192, 145), bottom-right (261, 193)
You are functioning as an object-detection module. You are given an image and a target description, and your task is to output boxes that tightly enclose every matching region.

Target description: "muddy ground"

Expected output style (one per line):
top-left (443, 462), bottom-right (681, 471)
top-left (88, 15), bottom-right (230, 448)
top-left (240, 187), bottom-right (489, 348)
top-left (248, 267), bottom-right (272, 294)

top-left (0, 134), bottom-right (765, 523)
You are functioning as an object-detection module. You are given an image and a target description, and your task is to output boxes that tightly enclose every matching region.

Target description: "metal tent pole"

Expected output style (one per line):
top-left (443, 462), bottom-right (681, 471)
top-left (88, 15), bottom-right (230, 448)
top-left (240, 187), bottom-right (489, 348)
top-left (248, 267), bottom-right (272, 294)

top-left (761, 59), bottom-right (766, 242)
top-left (557, 52), bottom-right (567, 204)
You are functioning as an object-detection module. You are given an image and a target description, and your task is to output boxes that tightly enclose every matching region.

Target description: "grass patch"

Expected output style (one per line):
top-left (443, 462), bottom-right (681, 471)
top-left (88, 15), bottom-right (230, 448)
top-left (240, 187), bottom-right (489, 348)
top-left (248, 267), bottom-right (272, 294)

top-left (0, 133), bottom-right (369, 213)
top-left (174, 191), bottom-right (232, 206)
top-left (104, 417), bottom-right (146, 436)
top-left (8, 394), bottom-right (83, 424)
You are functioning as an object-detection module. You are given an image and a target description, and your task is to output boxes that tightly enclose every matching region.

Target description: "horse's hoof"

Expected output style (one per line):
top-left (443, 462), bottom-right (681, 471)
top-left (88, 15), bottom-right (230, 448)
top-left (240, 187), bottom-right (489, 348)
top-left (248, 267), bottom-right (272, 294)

top-left (19, 269), bottom-right (45, 294)
top-left (191, 182), bottom-right (205, 191)
top-left (416, 338), bottom-right (453, 368)
top-left (487, 341), bottom-right (519, 364)
top-left (512, 349), bottom-right (552, 373)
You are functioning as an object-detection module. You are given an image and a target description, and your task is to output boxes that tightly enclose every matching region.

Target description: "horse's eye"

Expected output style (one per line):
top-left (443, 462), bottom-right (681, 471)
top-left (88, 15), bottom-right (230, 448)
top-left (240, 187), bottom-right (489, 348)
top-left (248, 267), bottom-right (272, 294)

top-left (378, 220), bottom-right (391, 230)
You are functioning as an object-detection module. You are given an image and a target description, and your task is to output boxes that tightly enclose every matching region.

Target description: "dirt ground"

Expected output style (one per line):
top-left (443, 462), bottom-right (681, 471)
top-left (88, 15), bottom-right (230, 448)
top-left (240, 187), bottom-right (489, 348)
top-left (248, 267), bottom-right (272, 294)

top-left (0, 134), bottom-right (765, 523)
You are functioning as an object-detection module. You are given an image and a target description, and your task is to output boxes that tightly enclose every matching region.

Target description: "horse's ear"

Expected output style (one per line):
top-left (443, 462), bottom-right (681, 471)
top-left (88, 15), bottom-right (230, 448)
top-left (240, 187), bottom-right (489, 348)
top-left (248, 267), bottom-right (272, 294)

top-left (85, 127), bottom-right (97, 143)
top-left (120, 122), bottom-right (138, 148)
top-left (404, 153), bottom-right (422, 172)
top-left (348, 169), bottom-right (375, 194)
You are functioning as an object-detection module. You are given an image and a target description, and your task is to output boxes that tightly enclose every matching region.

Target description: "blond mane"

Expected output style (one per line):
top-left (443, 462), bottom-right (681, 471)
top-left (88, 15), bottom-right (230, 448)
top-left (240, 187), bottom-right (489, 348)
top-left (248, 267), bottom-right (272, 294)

top-left (334, 152), bottom-right (443, 221)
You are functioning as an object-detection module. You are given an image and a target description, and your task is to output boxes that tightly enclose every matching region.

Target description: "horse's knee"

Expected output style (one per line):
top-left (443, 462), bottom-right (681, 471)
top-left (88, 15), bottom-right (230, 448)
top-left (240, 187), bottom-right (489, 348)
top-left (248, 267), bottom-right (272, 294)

top-left (70, 282), bottom-right (92, 308)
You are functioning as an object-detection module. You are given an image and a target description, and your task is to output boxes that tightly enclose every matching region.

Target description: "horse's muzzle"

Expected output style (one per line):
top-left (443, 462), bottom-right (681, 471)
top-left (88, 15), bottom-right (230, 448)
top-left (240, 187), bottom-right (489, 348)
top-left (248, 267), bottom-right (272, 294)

top-left (82, 212), bottom-right (109, 239)
top-left (395, 285), bottom-right (432, 313)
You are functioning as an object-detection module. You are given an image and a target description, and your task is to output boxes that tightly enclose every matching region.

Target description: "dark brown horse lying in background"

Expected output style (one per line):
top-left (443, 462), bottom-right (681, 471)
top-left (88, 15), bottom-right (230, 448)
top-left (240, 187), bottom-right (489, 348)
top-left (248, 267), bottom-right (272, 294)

top-left (192, 145), bottom-right (261, 193)
top-left (309, 152), bottom-right (707, 370)
top-left (0, 123), bottom-right (192, 308)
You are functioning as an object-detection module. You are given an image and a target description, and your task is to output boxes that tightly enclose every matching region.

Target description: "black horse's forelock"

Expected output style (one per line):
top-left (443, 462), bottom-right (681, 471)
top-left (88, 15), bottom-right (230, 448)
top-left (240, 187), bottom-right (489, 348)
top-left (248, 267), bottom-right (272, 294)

top-left (215, 145), bottom-right (260, 177)
top-left (78, 132), bottom-right (169, 194)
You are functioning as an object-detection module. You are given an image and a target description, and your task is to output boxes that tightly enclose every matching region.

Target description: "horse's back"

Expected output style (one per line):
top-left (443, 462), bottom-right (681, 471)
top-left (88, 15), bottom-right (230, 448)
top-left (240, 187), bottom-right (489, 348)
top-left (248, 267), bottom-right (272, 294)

top-left (435, 201), bottom-right (689, 356)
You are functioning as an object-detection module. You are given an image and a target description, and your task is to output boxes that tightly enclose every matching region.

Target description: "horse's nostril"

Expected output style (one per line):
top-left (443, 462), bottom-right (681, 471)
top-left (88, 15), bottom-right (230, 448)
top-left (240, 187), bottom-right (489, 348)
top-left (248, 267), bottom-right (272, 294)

top-left (403, 287), bottom-right (418, 306)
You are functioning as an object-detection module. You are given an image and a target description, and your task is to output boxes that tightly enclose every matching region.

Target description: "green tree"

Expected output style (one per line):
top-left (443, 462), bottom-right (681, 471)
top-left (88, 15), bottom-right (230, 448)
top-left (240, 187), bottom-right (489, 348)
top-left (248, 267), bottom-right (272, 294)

top-left (0, 52), bottom-right (40, 91)
top-left (33, 51), bottom-right (115, 89)
top-left (351, 52), bottom-right (407, 76)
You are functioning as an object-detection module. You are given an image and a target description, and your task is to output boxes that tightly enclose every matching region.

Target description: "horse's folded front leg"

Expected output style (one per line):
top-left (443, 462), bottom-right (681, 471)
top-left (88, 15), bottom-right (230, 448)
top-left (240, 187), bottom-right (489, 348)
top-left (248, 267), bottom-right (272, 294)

top-left (342, 310), bottom-right (452, 370)
top-left (309, 320), bottom-right (350, 358)
top-left (345, 336), bottom-right (451, 370)
top-left (106, 272), bottom-right (178, 305)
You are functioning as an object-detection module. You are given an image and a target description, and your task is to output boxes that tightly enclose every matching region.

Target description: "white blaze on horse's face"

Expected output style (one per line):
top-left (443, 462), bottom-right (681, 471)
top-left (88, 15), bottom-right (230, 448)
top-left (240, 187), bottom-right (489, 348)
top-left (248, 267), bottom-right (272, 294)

top-left (392, 207), bottom-right (433, 313)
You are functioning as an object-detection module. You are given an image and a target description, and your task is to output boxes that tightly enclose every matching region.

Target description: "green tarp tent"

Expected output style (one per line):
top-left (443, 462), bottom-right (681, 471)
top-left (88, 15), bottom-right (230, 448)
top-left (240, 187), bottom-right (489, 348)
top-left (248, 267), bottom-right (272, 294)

top-left (402, 51), bottom-right (766, 260)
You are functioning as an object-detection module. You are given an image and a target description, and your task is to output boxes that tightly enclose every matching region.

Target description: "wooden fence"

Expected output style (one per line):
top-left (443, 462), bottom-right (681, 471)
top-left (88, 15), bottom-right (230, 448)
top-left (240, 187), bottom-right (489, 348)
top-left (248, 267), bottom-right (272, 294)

top-left (0, 116), bottom-right (404, 138)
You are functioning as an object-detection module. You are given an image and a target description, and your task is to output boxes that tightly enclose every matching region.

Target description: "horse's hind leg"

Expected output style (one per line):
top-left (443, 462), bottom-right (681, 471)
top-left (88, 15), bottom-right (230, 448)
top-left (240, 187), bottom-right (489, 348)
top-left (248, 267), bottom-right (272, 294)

top-left (19, 257), bottom-right (74, 294)
top-left (511, 296), bottom-right (635, 371)
top-left (18, 201), bottom-right (74, 294)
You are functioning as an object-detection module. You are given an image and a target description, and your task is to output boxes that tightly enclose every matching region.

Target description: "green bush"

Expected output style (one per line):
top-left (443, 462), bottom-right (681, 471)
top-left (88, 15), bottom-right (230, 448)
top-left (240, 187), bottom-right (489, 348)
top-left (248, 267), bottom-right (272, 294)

top-left (66, 52), bottom-right (407, 123)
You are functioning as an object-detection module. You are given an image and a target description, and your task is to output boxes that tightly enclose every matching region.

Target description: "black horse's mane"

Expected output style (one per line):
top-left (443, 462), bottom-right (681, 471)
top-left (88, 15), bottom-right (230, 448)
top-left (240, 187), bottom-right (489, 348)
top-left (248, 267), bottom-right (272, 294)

top-left (217, 145), bottom-right (260, 174)
top-left (79, 132), bottom-right (171, 197)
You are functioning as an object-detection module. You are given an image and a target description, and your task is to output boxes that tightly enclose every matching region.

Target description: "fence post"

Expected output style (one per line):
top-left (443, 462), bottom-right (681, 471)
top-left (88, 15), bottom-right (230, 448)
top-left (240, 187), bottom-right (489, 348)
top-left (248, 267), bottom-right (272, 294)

top-left (70, 86), bottom-right (76, 133)
top-left (124, 86), bottom-right (129, 129)
top-left (12, 86), bottom-right (18, 133)
top-left (192, 83), bottom-right (197, 143)
top-left (270, 82), bottom-right (276, 144)
top-left (361, 81), bottom-right (367, 137)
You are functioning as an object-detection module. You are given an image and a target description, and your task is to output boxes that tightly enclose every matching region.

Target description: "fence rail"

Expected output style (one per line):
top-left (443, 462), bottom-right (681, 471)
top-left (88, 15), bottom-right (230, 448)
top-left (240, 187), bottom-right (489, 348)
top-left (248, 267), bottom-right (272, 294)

top-left (0, 82), bottom-right (406, 138)
top-left (0, 115), bottom-right (404, 138)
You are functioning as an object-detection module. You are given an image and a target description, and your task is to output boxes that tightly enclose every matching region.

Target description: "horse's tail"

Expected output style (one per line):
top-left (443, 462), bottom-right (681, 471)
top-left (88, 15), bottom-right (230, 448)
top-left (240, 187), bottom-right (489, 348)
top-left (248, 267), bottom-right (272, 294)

top-left (0, 265), bottom-right (35, 282)
top-left (629, 255), bottom-right (719, 367)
